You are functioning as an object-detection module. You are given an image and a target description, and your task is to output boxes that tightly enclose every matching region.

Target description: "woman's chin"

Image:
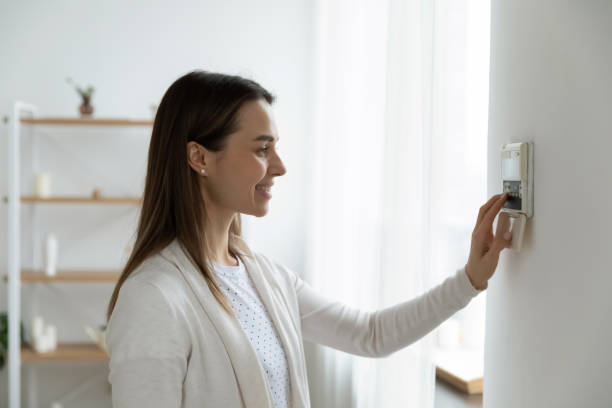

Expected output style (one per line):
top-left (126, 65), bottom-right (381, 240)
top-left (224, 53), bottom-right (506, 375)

top-left (255, 206), bottom-right (270, 217)
top-left (245, 203), bottom-right (269, 218)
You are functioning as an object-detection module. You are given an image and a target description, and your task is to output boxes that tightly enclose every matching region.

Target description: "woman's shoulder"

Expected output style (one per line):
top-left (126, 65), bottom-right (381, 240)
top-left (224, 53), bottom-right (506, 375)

top-left (117, 250), bottom-right (192, 315)
top-left (128, 251), bottom-right (182, 285)
top-left (106, 260), bottom-right (192, 362)
top-left (107, 252), bottom-right (192, 348)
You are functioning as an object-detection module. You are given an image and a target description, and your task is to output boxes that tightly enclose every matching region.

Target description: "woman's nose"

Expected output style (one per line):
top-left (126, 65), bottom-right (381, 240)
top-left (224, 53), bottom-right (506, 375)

top-left (272, 151), bottom-right (287, 176)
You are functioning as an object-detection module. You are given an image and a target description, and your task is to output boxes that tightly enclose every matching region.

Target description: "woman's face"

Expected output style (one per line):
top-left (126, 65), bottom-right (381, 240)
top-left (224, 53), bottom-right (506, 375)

top-left (189, 99), bottom-right (286, 218)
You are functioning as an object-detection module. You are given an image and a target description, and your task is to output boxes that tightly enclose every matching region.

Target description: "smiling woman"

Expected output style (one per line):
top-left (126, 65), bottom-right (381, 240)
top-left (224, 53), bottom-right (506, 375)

top-left (106, 71), bottom-right (282, 322)
top-left (103, 70), bottom-right (510, 408)
top-left (186, 98), bottom-right (286, 219)
top-left (104, 71), bottom-right (302, 408)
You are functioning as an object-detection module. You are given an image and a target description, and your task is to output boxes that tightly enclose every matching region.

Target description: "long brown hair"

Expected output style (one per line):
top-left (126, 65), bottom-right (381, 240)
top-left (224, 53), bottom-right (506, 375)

top-left (106, 70), bottom-right (275, 321)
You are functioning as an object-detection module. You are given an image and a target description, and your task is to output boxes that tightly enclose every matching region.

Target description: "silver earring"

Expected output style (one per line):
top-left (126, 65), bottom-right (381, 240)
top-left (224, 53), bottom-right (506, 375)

top-left (200, 168), bottom-right (206, 175)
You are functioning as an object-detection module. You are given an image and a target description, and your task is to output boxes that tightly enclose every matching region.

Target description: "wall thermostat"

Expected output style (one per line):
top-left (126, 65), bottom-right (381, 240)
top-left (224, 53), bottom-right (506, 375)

top-left (498, 142), bottom-right (534, 251)
top-left (501, 142), bottom-right (534, 218)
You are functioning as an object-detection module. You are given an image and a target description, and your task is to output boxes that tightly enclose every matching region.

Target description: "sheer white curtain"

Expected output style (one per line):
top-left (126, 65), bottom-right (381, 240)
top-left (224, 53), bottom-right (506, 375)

top-left (304, 0), bottom-right (490, 407)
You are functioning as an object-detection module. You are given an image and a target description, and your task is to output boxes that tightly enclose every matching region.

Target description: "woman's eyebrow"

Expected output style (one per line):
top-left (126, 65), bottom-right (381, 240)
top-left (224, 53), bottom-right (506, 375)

top-left (253, 135), bottom-right (279, 143)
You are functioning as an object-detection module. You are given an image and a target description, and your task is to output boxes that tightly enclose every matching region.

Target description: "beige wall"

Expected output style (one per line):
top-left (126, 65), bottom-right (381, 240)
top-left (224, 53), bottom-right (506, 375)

top-left (485, 1), bottom-right (612, 407)
top-left (0, 1), bottom-right (314, 406)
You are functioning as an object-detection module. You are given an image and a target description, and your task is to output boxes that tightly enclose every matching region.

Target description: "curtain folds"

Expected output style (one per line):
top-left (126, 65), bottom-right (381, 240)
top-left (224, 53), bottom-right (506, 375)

top-left (305, 0), bottom-right (490, 406)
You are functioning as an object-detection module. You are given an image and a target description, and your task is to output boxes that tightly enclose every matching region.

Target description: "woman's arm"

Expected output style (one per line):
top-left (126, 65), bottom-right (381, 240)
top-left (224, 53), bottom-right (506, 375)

top-left (105, 278), bottom-right (191, 408)
top-left (292, 194), bottom-right (511, 358)
top-left (294, 267), bottom-right (482, 358)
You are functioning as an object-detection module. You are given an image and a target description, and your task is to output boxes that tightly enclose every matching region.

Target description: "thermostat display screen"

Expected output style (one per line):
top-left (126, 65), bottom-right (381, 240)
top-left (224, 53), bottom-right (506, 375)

top-left (501, 151), bottom-right (521, 181)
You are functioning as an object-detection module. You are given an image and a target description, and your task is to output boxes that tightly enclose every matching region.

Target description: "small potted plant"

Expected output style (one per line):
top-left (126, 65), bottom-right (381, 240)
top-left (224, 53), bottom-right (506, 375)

top-left (0, 312), bottom-right (27, 370)
top-left (66, 77), bottom-right (95, 117)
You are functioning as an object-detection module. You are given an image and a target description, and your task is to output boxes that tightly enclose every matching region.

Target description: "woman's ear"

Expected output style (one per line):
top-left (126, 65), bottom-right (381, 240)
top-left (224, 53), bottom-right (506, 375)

top-left (186, 141), bottom-right (207, 174)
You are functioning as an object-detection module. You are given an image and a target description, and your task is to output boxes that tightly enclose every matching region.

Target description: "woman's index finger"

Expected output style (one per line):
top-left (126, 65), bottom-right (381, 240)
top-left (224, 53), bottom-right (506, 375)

top-left (478, 194), bottom-right (508, 234)
top-left (486, 194), bottom-right (508, 223)
top-left (476, 193), bottom-right (503, 226)
top-left (486, 193), bottom-right (503, 208)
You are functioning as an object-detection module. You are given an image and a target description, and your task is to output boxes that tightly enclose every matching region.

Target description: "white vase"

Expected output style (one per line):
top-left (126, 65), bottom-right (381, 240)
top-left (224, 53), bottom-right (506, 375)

top-left (32, 316), bottom-right (45, 341)
top-left (44, 234), bottom-right (58, 276)
top-left (35, 172), bottom-right (52, 198)
top-left (44, 325), bottom-right (57, 351)
top-left (33, 332), bottom-right (48, 353)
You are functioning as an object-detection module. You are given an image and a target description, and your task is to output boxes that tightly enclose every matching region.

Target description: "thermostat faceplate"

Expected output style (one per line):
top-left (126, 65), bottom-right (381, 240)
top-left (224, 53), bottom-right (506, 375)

top-left (500, 142), bottom-right (533, 218)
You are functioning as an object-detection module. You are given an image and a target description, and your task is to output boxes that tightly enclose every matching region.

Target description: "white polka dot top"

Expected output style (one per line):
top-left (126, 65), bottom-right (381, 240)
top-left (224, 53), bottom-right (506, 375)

top-left (212, 255), bottom-right (292, 408)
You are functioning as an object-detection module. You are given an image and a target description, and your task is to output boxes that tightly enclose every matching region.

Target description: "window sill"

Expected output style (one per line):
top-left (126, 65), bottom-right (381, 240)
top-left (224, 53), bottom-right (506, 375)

top-left (433, 345), bottom-right (483, 395)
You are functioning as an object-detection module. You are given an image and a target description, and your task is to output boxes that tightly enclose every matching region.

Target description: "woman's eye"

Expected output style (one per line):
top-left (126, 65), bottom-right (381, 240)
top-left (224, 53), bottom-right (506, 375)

top-left (257, 144), bottom-right (280, 156)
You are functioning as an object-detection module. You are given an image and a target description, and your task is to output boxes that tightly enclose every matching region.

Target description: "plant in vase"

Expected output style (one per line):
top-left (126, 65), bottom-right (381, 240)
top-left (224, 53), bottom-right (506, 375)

top-left (66, 77), bottom-right (95, 117)
top-left (0, 312), bottom-right (27, 370)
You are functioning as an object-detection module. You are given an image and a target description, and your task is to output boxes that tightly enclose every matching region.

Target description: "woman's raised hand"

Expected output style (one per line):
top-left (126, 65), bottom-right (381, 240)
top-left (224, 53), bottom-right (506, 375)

top-left (464, 193), bottom-right (512, 290)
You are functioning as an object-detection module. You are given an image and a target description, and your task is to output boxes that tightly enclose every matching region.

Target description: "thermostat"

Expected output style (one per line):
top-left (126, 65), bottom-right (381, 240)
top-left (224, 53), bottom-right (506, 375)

top-left (501, 142), bottom-right (533, 218)
top-left (498, 142), bottom-right (534, 251)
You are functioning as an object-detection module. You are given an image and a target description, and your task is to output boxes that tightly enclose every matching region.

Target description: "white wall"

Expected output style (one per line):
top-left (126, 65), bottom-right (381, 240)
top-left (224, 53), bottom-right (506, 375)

top-left (485, 1), bottom-right (612, 407)
top-left (0, 1), bottom-right (314, 406)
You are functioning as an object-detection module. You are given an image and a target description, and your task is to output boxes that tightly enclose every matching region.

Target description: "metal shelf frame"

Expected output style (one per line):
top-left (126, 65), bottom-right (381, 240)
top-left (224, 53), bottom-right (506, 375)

top-left (8, 101), bottom-right (38, 408)
top-left (6, 101), bottom-right (151, 408)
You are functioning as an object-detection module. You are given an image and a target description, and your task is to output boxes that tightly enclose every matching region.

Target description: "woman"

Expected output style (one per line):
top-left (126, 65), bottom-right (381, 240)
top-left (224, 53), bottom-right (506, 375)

top-left (105, 70), bottom-right (511, 408)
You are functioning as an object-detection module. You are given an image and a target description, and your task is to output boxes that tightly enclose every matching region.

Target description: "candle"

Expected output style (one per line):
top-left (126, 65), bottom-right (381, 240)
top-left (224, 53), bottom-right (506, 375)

top-left (32, 316), bottom-right (45, 340)
top-left (34, 329), bottom-right (49, 353)
top-left (45, 325), bottom-right (57, 351)
top-left (34, 334), bottom-right (46, 353)
top-left (35, 172), bottom-right (52, 198)
top-left (45, 233), bottom-right (58, 276)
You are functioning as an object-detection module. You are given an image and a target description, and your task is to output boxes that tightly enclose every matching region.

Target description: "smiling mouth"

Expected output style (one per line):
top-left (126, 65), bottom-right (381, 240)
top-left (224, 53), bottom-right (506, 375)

top-left (255, 185), bottom-right (272, 193)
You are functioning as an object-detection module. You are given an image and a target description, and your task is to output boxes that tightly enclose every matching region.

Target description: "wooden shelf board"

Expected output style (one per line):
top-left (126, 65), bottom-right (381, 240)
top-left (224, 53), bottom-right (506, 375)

top-left (433, 346), bottom-right (484, 395)
top-left (3, 196), bottom-right (142, 204)
top-left (20, 117), bottom-right (153, 126)
top-left (20, 343), bottom-right (108, 361)
top-left (436, 366), bottom-right (483, 395)
top-left (3, 270), bottom-right (121, 283)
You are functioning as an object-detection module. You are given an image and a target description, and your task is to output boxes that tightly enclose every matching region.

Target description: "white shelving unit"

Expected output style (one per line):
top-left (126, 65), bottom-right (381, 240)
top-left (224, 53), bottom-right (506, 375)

top-left (5, 101), bottom-right (152, 408)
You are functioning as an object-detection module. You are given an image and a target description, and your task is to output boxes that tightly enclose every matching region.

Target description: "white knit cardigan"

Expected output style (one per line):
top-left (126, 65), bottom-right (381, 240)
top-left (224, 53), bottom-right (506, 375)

top-left (106, 235), bottom-right (481, 407)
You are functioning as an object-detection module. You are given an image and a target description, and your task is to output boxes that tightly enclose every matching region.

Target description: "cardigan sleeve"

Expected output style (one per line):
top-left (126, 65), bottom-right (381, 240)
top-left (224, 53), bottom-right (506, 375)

top-left (105, 277), bottom-right (191, 408)
top-left (293, 266), bottom-right (483, 358)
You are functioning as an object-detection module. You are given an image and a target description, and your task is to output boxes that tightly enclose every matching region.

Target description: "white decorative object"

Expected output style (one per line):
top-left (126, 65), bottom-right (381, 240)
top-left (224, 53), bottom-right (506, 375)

top-left (44, 325), bottom-right (57, 351)
top-left (438, 318), bottom-right (460, 350)
top-left (33, 331), bottom-right (48, 353)
top-left (51, 402), bottom-right (64, 408)
top-left (32, 316), bottom-right (45, 341)
top-left (44, 233), bottom-right (58, 276)
top-left (31, 317), bottom-right (58, 353)
top-left (34, 172), bottom-right (52, 198)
